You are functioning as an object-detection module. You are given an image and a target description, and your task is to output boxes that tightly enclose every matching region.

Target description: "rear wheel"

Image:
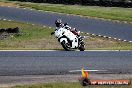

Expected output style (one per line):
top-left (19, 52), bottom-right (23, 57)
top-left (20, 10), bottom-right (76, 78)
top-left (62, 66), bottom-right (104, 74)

top-left (61, 41), bottom-right (71, 51)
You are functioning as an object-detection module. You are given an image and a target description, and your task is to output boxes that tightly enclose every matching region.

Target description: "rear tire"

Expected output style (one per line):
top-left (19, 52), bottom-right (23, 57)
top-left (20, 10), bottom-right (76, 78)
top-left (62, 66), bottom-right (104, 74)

top-left (61, 41), bottom-right (71, 51)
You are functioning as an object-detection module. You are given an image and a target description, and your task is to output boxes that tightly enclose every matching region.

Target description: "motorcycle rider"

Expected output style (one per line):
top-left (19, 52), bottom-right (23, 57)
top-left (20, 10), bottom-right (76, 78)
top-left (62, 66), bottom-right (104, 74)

top-left (51, 19), bottom-right (80, 36)
top-left (51, 19), bottom-right (62, 35)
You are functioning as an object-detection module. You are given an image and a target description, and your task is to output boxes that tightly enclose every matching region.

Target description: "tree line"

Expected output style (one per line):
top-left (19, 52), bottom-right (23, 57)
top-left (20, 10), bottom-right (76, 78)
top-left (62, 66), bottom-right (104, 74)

top-left (10, 0), bottom-right (132, 7)
top-left (10, 0), bottom-right (101, 5)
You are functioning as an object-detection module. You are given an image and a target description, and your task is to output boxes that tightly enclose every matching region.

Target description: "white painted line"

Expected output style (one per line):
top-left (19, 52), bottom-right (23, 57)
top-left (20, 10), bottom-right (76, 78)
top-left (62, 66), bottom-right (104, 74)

top-left (3, 19), bottom-right (6, 21)
top-left (16, 7), bottom-right (19, 8)
top-left (0, 50), bottom-right (132, 52)
top-left (44, 11), bottom-right (48, 12)
top-left (107, 19), bottom-right (111, 21)
top-left (103, 36), bottom-right (106, 38)
top-left (38, 10), bottom-right (43, 12)
top-left (98, 35), bottom-right (101, 37)
top-left (124, 21), bottom-right (127, 24)
top-left (114, 38), bottom-right (117, 40)
top-left (69, 70), bottom-right (107, 73)
top-left (84, 36), bottom-right (89, 38)
top-left (58, 13), bottom-right (62, 14)
top-left (85, 50), bottom-right (132, 51)
top-left (8, 20), bottom-right (11, 21)
top-left (94, 17), bottom-right (98, 19)
top-left (85, 50), bottom-right (120, 51)
top-left (79, 15), bottom-right (83, 17)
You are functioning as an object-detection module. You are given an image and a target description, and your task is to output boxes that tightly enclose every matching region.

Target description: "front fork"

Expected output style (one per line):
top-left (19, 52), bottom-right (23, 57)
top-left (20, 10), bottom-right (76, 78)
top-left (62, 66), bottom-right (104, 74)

top-left (78, 37), bottom-right (85, 47)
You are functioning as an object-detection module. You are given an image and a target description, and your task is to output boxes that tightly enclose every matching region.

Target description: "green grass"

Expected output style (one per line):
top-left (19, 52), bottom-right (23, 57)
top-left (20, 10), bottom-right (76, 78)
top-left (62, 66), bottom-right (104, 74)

top-left (0, 20), bottom-right (61, 50)
top-left (0, 20), bottom-right (132, 50)
top-left (17, 2), bottom-right (132, 22)
top-left (12, 82), bottom-right (132, 88)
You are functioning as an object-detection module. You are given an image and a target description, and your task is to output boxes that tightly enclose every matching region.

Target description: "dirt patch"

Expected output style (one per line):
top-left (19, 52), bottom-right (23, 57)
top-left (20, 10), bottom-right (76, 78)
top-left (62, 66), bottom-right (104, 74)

top-left (0, 2), bottom-right (17, 7)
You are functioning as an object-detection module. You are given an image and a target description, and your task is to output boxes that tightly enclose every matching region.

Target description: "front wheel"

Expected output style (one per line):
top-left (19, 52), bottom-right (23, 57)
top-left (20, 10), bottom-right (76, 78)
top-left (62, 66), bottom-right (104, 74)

top-left (78, 42), bottom-right (85, 51)
top-left (61, 41), bottom-right (71, 51)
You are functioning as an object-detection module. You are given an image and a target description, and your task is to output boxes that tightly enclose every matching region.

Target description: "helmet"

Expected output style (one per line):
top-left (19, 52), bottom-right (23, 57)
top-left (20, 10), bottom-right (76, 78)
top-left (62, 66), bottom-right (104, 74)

top-left (55, 19), bottom-right (62, 27)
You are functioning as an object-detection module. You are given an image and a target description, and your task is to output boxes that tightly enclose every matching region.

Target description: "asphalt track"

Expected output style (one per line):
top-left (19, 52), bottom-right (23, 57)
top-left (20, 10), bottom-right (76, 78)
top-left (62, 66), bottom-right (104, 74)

top-left (0, 51), bottom-right (132, 76)
top-left (0, 6), bottom-right (132, 41)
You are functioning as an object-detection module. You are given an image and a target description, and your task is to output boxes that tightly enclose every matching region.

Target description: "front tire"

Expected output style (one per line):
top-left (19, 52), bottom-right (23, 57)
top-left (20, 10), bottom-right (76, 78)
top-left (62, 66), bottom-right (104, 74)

top-left (79, 42), bottom-right (85, 51)
top-left (61, 41), bottom-right (71, 51)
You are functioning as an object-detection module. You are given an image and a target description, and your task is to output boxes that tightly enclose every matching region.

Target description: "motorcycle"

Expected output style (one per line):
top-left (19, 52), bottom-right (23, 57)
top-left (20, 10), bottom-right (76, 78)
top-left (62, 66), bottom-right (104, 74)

top-left (51, 27), bottom-right (85, 51)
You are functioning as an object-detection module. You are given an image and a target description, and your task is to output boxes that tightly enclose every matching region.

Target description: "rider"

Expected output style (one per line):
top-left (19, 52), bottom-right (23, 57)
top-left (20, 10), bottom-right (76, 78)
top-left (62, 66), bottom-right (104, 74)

top-left (51, 19), bottom-right (63, 35)
top-left (51, 19), bottom-right (80, 36)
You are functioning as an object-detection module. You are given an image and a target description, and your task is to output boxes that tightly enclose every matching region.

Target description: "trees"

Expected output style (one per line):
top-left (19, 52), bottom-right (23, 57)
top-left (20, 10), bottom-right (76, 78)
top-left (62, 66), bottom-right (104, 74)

top-left (10, 0), bottom-right (82, 4)
top-left (10, 0), bottom-right (132, 7)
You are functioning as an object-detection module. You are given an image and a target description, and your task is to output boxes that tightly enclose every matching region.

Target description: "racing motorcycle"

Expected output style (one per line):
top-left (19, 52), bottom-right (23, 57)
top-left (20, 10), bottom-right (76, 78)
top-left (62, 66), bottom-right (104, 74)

top-left (51, 27), bottom-right (85, 51)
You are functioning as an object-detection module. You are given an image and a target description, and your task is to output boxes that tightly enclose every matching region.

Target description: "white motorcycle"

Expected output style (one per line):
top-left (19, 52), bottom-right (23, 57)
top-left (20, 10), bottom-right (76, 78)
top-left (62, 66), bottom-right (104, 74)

top-left (51, 27), bottom-right (85, 51)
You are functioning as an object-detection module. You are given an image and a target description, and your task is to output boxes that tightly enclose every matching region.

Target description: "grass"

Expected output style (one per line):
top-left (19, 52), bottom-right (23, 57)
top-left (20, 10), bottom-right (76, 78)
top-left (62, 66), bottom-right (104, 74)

top-left (0, 20), bottom-right (132, 50)
top-left (17, 2), bottom-right (132, 22)
top-left (0, 20), bottom-right (62, 50)
top-left (12, 82), bottom-right (132, 88)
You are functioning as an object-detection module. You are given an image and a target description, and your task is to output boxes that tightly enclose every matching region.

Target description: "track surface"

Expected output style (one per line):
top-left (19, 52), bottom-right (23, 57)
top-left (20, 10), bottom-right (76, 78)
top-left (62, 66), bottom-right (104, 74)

top-left (0, 51), bottom-right (132, 76)
top-left (0, 6), bottom-right (132, 41)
